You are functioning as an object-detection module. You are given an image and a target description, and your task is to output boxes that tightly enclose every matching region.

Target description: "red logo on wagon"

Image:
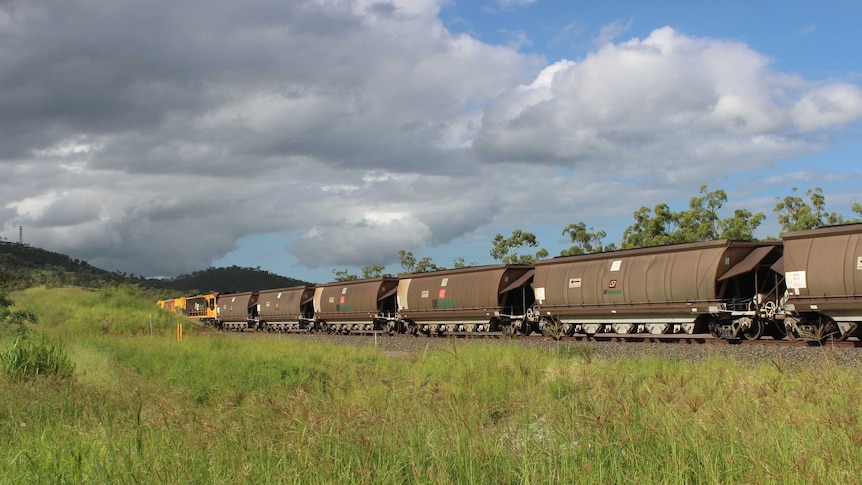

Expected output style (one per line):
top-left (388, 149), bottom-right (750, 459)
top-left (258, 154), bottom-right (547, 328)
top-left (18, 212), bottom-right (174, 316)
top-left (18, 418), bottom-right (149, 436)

top-left (439, 288), bottom-right (447, 299)
top-left (608, 280), bottom-right (617, 289)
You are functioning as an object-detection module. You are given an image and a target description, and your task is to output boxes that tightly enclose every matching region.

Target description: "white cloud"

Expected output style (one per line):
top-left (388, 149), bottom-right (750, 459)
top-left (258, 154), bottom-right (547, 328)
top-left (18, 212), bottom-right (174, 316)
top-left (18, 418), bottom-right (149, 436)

top-left (792, 83), bottom-right (862, 131)
top-left (474, 26), bottom-right (861, 181)
top-left (592, 18), bottom-right (633, 47)
top-left (497, 0), bottom-right (537, 9)
top-left (293, 213), bottom-right (433, 267)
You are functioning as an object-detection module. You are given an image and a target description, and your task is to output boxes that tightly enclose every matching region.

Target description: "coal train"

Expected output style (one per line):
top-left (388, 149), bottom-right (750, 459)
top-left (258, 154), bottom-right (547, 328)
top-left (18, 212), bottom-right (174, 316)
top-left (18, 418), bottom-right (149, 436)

top-left (158, 224), bottom-right (862, 342)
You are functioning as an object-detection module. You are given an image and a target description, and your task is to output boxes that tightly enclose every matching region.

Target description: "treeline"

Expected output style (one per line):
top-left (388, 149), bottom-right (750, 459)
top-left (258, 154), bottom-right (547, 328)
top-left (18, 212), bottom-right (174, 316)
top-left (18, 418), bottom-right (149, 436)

top-left (333, 185), bottom-right (862, 280)
top-left (0, 243), bottom-right (135, 291)
top-left (0, 243), bottom-right (310, 295)
top-left (169, 266), bottom-right (311, 294)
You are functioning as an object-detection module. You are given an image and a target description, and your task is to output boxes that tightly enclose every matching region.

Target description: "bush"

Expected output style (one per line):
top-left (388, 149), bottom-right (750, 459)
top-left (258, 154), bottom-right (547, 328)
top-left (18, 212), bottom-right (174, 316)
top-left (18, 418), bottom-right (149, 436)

top-left (0, 291), bottom-right (36, 337)
top-left (2, 336), bottom-right (75, 380)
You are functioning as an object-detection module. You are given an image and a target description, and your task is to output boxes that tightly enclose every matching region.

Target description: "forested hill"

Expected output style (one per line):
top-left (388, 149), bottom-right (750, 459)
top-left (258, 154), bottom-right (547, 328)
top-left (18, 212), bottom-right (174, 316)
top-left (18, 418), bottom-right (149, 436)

top-left (168, 266), bottom-right (312, 294)
top-left (0, 241), bottom-right (311, 294)
top-left (0, 241), bottom-right (132, 291)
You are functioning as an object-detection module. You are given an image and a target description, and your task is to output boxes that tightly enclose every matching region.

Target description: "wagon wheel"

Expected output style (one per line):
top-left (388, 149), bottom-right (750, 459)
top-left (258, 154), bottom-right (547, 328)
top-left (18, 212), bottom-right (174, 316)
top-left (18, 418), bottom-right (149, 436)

top-left (833, 322), bottom-right (852, 342)
top-left (742, 319), bottom-right (763, 340)
top-left (708, 321), bottom-right (721, 339)
top-left (521, 319), bottom-right (533, 336)
top-left (502, 323), bottom-right (514, 337)
top-left (511, 319), bottom-right (524, 336)
top-left (766, 322), bottom-right (787, 340)
top-left (810, 317), bottom-right (839, 344)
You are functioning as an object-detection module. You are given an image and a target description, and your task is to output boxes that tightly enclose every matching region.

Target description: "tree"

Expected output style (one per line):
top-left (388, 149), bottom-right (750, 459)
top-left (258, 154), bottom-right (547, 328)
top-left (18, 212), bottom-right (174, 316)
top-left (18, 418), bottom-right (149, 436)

top-left (452, 257), bottom-right (476, 269)
top-left (398, 250), bottom-right (416, 274)
top-left (622, 204), bottom-right (680, 249)
top-left (676, 185), bottom-right (726, 241)
top-left (623, 186), bottom-right (766, 248)
top-left (774, 187), bottom-right (844, 232)
top-left (361, 265), bottom-right (386, 279)
top-left (398, 250), bottom-right (443, 275)
top-left (490, 230), bottom-right (549, 265)
top-left (718, 209), bottom-right (766, 240)
top-left (560, 222), bottom-right (617, 256)
top-left (332, 268), bottom-right (358, 282)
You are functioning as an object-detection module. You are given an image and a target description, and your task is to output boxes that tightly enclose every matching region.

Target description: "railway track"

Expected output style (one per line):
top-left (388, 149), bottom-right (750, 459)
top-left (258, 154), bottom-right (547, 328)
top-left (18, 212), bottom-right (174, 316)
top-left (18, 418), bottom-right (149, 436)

top-left (236, 327), bottom-right (862, 347)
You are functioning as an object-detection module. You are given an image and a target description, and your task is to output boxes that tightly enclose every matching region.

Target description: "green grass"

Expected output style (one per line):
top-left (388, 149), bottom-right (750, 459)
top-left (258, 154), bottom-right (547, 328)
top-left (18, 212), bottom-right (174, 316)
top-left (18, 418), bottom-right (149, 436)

top-left (1, 286), bottom-right (861, 483)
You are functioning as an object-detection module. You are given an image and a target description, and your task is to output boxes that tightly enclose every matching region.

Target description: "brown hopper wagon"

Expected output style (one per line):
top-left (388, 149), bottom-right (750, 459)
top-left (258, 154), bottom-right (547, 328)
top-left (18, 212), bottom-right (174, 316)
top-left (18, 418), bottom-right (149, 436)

top-left (313, 277), bottom-right (398, 333)
top-left (256, 285), bottom-right (316, 332)
top-left (778, 224), bottom-right (862, 341)
top-left (216, 291), bottom-right (258, 331)
top-left (531, 240), bottom-right (782, 338)
top-left (396, 264), bottom-right (534, 335)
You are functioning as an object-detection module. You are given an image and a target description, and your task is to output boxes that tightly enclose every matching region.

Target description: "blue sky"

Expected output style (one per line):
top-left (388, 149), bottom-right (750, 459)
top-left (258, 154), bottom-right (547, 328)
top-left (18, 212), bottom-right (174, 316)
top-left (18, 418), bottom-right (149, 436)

top-left (1, 0), bottom-right (860, 283)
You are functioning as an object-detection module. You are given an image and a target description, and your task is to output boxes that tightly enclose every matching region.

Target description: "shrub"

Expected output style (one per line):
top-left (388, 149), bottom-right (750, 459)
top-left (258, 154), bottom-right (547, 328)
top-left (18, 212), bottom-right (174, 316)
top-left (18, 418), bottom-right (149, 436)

top-left (0, 291), bottom-right (36, 337)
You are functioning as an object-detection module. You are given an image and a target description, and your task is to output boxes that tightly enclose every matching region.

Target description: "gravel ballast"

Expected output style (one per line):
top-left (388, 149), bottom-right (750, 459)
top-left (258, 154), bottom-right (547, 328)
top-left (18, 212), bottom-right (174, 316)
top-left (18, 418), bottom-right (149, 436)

top-left (241, 333), bottom-right (862, 368)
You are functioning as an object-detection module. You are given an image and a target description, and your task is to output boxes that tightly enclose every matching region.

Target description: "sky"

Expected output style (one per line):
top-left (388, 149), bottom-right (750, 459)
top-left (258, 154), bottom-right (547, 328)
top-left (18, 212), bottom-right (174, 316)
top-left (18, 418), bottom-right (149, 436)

top-left (1, 0), bottom-right (861, 283)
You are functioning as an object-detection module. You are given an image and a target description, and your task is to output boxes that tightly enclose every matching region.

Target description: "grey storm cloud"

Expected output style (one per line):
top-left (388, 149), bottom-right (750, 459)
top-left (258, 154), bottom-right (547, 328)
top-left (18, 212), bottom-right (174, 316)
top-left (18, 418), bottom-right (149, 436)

top-left (0, 0), bottom-right (542, 276)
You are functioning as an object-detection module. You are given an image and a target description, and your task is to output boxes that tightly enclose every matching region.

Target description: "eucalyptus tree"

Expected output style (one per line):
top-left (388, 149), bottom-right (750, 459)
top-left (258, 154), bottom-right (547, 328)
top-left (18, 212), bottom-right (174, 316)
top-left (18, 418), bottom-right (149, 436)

top-left (774, 187), bottom-right (845, 232)
top-left (490, 230), bottom-right (549, 265)
top-left (560, 222), bottom-right (618, 255)
top-left (397, 250), bottom-right (443, 275)
top-left (622, 186), bottom-right (765, 248)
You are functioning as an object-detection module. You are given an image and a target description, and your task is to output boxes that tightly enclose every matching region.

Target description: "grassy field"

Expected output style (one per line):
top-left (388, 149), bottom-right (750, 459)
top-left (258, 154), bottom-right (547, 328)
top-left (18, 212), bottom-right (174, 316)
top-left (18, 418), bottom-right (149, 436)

top-left (2, 286), bottom-right (861, 483)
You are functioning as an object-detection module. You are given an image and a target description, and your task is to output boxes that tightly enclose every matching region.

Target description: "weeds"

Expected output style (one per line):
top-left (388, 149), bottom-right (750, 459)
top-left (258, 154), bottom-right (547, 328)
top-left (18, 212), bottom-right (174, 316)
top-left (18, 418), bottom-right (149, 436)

top-left (2, 336), bottom-right (75, 380)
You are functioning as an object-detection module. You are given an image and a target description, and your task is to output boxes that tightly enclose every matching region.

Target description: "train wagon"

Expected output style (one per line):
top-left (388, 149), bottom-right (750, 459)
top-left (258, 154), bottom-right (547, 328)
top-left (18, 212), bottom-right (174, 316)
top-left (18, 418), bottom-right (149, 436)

top-left (531, 240), bottom-right (783, 338)
top-left (313, 277), bottom-right (398, 333)
top-left (216, 291), bottom-right (258, 331)
top-left (396, 264), bottom-right (534, 335)
top-left (256, 285), bottom-right (316, 332)
top-left (778, 223), bottom-right (862, 341)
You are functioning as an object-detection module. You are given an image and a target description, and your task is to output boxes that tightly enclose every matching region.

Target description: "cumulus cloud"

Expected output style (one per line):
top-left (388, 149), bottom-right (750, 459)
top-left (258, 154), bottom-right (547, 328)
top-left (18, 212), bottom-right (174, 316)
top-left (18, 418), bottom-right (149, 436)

top-left (474, 26), bottom-right (861, 182)
top-left (792, 83), bottom-right (862, 131)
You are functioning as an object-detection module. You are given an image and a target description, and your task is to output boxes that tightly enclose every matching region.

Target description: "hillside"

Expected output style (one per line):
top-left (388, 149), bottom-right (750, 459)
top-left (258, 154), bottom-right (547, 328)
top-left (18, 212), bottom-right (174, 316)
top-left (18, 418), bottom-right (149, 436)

top-left (0, 241), bottom-right (311, 294)
top-left (0, 242), bottom-right (133, 291)
top-left (168, 266), bottom-right (311, 293)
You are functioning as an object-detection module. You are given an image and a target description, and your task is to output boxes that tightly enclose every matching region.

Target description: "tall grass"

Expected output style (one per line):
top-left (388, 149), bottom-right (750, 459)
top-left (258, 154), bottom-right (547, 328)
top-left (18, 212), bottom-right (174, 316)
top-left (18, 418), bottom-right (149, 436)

top-left (2, 336), bottom-right (75, 379)
top-left (1, 286), bottom-right (861, 483)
